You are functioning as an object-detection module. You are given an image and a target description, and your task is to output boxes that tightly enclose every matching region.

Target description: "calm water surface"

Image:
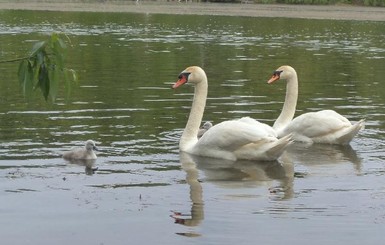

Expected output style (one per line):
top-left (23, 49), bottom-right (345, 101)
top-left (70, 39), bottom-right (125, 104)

top-left (0, 10), bottom-right (384, 244)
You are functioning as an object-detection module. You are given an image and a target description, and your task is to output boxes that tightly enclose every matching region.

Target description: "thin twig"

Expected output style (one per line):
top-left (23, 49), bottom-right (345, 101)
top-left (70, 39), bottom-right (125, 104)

top-left (0, 56), bottom-right (30, 64)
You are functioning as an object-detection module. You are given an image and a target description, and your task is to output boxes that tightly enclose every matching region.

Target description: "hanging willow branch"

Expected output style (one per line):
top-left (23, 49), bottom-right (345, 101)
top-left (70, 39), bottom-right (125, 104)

top-left (1, 33), bottom-right (77, 102)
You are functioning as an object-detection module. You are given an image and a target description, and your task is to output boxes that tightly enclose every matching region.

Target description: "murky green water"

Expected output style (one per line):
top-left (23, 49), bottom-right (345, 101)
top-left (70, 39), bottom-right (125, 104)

top-left (0, 10), bottom-right (384, 244)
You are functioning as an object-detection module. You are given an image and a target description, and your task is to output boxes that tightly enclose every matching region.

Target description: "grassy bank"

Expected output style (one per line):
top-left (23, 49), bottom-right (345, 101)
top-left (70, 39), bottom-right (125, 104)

top-left (208, 0), bottom-right (384, 6)
top-left (3, 0), bottom-right (384, 7)
top-left (251, 0), bottom-right (384, 6)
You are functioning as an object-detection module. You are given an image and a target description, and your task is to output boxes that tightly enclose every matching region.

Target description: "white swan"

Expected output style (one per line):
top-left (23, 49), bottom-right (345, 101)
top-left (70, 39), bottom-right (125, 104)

top-left (172, 66), bottom-right (292, 161)
top-left (197, 121), bottom-right (213, 138)
top-left (267, 65), bottom-right (364, 145)
top-left (62, 140), bottom-right (98, 160)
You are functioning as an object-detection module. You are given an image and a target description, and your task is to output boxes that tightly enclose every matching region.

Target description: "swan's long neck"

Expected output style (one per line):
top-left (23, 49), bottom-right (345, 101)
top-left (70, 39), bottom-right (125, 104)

top-left (273, 73), bottom-right (298, 133)
top-left (180, 79), bottom-right (207, 151)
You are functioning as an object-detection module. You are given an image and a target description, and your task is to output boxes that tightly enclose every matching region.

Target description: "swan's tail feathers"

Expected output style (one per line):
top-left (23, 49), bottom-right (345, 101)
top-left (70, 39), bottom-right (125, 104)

top-left (357, 119), bottom-right (365, 130)
top-left (266, 134), bottom-right (293, 160)
top-left (337, 119), bottom-right (365, 145)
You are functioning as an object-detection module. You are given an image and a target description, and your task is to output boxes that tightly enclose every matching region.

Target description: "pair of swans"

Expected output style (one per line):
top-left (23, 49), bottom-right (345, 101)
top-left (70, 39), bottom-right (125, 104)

top-left (172, 66), bottom-right (364, 161)
top-left (173, 66), bottom-right (292, 161)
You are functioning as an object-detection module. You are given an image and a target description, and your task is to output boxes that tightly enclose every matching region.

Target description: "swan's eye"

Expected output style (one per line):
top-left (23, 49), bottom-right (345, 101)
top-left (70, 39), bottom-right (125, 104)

top-left (179, 72), bottom-right (191, 81)
top-left (273, 70), bottom-right (283, 77)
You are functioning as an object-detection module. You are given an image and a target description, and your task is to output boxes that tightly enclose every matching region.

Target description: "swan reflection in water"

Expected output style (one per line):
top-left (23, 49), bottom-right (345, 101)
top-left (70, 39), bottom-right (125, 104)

top-left (64, 159), bottom-right (98, 175)
top-left (286, 143), bottom-right (362, 172)
top-left (171, 152), bottom-right (294, 228)
top-left (172, 142), bottom-right (362, 231)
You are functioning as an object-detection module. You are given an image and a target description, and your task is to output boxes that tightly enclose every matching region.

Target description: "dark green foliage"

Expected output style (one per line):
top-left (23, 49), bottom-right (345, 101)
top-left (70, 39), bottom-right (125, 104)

top-left (16, 33), bottom-right (77, 102)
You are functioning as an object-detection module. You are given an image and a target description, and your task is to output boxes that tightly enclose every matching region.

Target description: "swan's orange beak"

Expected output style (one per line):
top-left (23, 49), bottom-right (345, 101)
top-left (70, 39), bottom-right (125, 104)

top-left (267, 74), bottom-right (280, 84)
top-left (268, 70), bottom-right (283, 84)
top-left (172, 73), bottom-right (188, 89)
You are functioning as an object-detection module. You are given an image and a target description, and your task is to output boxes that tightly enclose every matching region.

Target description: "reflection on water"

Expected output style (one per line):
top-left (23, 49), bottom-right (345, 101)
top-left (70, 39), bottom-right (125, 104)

top-left (190, 153), bottom-right (294, 198)
top-left (0, 10), bottom-right (384, 245)
top-left (287, 143), bottom-right (362, 170)
top-left (172, 152), bottom-right (295, 229)
top-left (171, 153), bottom-right (204, 228)
top-left (64, 158), bottom-right (98, 175)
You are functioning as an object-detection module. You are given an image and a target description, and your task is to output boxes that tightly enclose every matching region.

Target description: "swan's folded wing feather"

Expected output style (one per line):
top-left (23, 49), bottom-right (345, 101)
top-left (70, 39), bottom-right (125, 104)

top-left (62, 148), bottom-right (83, 159)
top-left (236, 117), bottom-right (277, 137)
top-left (284, 110), bottom-right (351, 138)
top-left (196, 119), bottom-right (273, 151)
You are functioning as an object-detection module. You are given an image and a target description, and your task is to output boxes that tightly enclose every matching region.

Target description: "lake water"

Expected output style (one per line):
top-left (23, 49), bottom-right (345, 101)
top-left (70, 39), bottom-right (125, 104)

top-left (0, 9), bottom-right (384, 245)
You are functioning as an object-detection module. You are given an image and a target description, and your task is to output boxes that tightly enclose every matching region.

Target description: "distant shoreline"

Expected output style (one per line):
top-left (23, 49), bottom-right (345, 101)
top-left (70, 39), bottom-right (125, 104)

top-left (0, 1), bottom-right (384, 21)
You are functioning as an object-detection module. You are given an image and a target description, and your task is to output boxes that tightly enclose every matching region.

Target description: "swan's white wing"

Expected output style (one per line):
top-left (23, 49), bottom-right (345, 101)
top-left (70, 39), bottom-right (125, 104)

top-left (62, 147), bottom-right (85, 159)
top-left (283, 110), bottom-right (351, 138)
top-left (196, 119), bottom-right (274, 152)
top-left (237, 117), bottom-right (277, 137)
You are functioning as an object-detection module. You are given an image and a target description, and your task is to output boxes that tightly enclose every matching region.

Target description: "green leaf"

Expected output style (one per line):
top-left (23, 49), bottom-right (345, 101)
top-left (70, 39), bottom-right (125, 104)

top-left (16, 33), bottom-right (76, 102)
top-left (51, 33), bottom-right (67, 50)
top-left (37, 64), bottom-right (50, 101)
top-left (17, 59), bottom-right (35, 99)
top-left (30, 41), bottom-right (46, 57)
top-left (57, 37), bottom-right (67, 49)
top-left (35, 50), bottom-right (45, 68)
top-left (25, 61), bottom-right (35, 98)
top-left (52, 41), bottom-right (65, 68)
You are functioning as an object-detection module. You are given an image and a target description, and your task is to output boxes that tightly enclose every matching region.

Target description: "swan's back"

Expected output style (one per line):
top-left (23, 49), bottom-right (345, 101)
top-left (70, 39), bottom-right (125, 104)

top-left (281, 110), bottom-right (364, 144)
top-left (237, 117), bottom-right (277, 137)
top-left (197, 120), bottom-right (271, 148)
top-left (192, 118), bottom-right (289, 161)
top-left (62, 148), bottom-right (97, 160)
